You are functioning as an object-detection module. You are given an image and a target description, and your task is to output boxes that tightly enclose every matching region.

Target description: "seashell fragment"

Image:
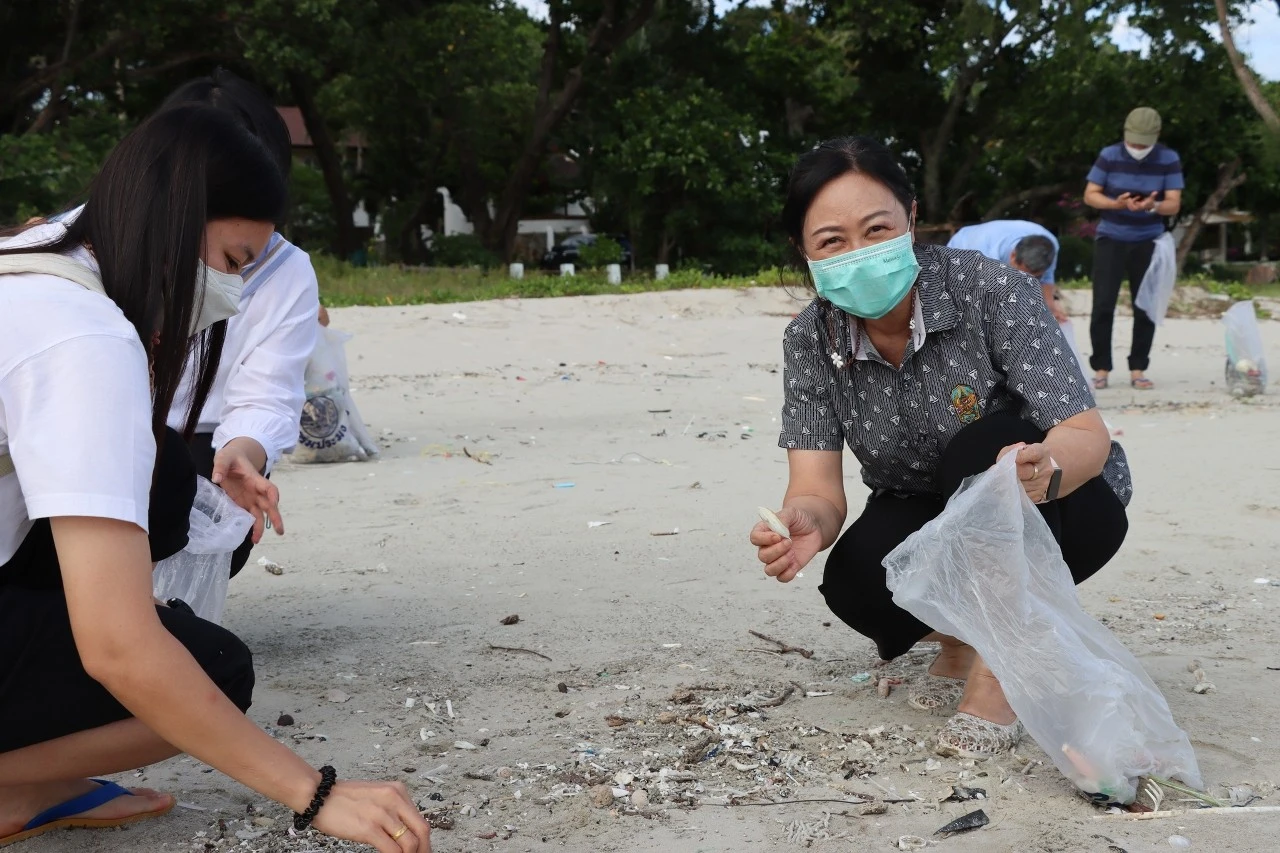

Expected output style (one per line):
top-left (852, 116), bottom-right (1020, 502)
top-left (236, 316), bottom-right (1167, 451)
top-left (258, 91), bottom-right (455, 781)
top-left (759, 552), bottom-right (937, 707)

top-left (935, 809), bottom-right (989, 836)
top-left (757, 507), bottom-right (790, 538)
top-left (630, 789), bottom-right (649, 809)
top-left (897, 836), bottom-right (930, 851)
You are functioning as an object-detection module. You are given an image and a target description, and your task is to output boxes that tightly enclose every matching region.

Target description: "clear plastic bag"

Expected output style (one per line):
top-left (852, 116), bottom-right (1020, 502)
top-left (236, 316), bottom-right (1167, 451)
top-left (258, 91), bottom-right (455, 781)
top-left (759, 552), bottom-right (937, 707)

top-left (153, 477), bottom-right (255, 625)
top-left (1222, 300), bottom-right (1267, 397)
top-left (1134, 232), bottom-right (1177, 326)
top-left (292, 325), bottom-right (380, 463)
top-left (884, 453), bottom-right (1201, 804)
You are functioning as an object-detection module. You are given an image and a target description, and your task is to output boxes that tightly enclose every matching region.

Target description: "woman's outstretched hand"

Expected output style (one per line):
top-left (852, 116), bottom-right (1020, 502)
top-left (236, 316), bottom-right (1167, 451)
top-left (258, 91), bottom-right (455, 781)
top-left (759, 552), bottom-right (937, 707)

top-left (751, 506), bottom-right (823, 583)
top-left (312, 780), bottom-right (431, 853)
top-left (211, 437), bottom-right (283, 543)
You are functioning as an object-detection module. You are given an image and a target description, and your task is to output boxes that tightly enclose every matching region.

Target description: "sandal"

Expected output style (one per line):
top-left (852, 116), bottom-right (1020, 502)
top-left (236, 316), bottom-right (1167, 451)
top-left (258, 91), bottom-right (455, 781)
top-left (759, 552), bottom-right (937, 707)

top-left (935, 712), bottom-right (1025, 759)
top-left (1130, 376), bottom-right (1154, 390)
top-left (908, 678), bottom-right (966, 714)
top-left (0, 780), bottom-right (174, 848)
top-left (1092, 375), bottom-right (1109, 390)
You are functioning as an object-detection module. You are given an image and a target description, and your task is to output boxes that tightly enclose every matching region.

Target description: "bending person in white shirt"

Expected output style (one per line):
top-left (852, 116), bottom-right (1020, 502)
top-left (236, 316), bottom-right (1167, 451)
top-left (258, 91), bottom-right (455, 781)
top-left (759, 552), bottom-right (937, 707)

top-left (0, 106), bottom-right (428, 852)
top-left (161, 70), bottom-right (320, 574)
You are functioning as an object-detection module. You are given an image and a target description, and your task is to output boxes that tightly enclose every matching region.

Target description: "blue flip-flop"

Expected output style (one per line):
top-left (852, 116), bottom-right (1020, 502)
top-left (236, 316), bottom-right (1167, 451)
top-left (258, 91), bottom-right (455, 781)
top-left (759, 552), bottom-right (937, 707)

top-left (0, 779), bottom-right (174, 847)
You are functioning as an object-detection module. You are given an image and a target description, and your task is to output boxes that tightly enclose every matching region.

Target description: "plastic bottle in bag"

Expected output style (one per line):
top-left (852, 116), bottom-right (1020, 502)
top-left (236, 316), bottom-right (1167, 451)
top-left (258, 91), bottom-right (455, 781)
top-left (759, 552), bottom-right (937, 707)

top-left (153, 477), bottom-right (255, 624)
top-left (884, 453), bottom-right (1201, 804)
top-left (1222, 300), bottom-right (1267, 397)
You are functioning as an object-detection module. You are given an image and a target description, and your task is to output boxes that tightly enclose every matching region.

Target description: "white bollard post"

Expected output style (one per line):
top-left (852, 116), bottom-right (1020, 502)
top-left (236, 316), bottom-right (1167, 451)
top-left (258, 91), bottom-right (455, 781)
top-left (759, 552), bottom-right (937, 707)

top-left (509, 262), bottom-right (524, 280)
top-left (606, 264), bottom-right (622, 285)
top-left (560, 263), bottom-right (575, 277)
top-left (655, 264), bottom-right (669, 281)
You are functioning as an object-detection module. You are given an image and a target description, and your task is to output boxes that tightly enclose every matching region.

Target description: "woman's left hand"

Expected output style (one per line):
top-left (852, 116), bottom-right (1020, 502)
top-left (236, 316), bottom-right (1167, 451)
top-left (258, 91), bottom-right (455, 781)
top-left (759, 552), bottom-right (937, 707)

top-left (997, 441), bottom-right (1053, 503)
top-left (212, 437), bottom-right (284, 542)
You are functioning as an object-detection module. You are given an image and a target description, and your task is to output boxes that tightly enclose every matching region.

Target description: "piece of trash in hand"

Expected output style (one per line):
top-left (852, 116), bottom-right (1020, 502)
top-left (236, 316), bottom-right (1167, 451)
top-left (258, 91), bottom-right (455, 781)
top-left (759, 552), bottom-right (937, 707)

top-left (500, 614), bottom-right (520, 626)
top-left (935, 809), bottom-right (989, 836)
top-left (258, 557), bottom-right (284, 575)
top-left (757, 506), bottom-right (790, 538)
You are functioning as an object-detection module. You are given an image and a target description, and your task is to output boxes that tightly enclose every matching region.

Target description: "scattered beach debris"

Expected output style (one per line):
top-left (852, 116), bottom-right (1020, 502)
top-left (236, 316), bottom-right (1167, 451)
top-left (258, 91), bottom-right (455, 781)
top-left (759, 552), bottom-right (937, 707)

top-left (325, 689), bottom-right (350, 703)
top-left (499, 614), bottom-right (520, 625)
top-left (650, 527), bottom-right (680, 536)
top-left (275, 713), bottom-right (294, 727)
top-left (935, 809), bottom-right (989, 836)
top-left (257, 556), bottom-right (284, 575)
top-left (487, 642), bottom-right (551, 661)
top-left (748, 629), bottom-right (814, 659)
top-left (1168, 836), bottom-right (1191, 849)
top-left (877, 677), bottom-right (892, 698)
top-left (1187, 661), bottom-right (1215, 694)
top-left (942, 786), bottom-right (987, 803)
top-left (463, 446), bottom-right (493, 465)
top-left (897, 836), bottom-right (931, 851)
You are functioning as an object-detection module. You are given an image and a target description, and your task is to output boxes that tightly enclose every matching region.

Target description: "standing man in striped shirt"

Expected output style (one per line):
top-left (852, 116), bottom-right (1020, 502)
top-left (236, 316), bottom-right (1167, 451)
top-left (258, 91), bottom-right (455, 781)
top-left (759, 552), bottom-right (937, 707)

top-left (1083, 107), bottom-right (1183, 391)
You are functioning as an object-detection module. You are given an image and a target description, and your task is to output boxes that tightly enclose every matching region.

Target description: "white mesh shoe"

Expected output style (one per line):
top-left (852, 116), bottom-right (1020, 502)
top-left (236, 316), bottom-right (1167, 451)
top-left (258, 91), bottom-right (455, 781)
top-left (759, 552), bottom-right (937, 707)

top-left (935, 712), bottom-right (1024, 758)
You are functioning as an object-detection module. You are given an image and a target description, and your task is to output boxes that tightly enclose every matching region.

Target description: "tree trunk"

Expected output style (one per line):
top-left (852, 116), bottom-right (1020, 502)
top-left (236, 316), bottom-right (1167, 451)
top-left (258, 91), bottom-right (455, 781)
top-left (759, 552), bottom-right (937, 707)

top-left (980, 181), bottom-right (1074, 222)
top-left (1176, 157), bottom-right (1247, 273)
top-left (286, 70), bottom-right (357, 258)
top-left (1214, 0), bottom-right (1280, 132)
top-left (487, 0), bottom-right (657, 261)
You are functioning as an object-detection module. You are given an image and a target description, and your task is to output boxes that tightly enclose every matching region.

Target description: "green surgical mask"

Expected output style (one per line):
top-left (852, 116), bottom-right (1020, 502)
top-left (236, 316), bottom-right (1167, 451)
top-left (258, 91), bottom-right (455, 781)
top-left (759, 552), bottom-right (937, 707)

top-left (807, 232), bottom-right (919, 319)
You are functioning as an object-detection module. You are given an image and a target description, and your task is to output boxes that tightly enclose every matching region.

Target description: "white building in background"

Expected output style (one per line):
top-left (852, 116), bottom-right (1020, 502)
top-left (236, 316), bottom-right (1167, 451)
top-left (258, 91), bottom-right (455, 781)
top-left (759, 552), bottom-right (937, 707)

top-left (428, 187), bottom-right (592, 253)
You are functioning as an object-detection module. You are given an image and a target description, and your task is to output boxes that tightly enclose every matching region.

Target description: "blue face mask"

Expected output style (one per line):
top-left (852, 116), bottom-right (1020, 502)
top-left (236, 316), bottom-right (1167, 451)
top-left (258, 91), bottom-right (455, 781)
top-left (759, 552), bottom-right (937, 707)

top-left (807, 232), bottom-right (920, 319)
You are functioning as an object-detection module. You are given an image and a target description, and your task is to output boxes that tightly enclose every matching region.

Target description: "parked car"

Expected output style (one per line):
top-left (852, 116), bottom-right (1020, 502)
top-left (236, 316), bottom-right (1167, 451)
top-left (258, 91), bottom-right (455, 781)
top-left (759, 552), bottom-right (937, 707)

top-left (540, 233), bottom-right (633, 270)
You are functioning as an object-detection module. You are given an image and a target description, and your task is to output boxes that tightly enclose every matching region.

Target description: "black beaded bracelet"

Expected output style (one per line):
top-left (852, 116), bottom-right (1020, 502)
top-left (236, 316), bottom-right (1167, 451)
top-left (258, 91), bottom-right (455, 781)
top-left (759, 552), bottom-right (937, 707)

top-left (293, 765), bottom-right (337, 831)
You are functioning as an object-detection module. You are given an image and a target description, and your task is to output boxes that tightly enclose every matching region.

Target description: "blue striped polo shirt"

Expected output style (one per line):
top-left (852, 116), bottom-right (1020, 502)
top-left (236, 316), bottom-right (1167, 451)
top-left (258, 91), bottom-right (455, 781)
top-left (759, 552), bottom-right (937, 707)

top-left (1086, 143), bottom-right (1184, 243)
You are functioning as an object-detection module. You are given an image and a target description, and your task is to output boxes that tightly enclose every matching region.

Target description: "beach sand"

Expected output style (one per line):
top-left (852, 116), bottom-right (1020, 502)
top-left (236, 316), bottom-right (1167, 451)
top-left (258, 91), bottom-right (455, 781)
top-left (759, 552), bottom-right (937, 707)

top-left (28, 287), bottom-right (1280, 853)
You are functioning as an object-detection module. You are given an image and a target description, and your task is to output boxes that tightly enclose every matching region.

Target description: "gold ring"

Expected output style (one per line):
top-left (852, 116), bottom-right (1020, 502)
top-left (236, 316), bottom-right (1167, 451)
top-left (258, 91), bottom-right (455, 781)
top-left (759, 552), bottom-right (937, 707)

top-left (391, 826), bottom-right (408, 840)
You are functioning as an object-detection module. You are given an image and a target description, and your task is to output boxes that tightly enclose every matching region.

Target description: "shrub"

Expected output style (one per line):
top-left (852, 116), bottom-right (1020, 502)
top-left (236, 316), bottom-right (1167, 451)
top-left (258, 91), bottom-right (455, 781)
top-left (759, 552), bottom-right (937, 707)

top-left (578, 236), bottom-right (624, 268)
top-left (431, 234), bottom-right (499, 268)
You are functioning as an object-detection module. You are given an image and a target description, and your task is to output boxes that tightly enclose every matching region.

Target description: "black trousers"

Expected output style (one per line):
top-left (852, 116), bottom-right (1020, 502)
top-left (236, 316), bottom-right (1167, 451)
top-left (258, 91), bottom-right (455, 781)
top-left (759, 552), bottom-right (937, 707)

top-left (0, 429), bottom-right (255, 754)
top-left (187, 433), bottom-right (258, 579)
top-left (1090, 236), bottom-right (1157, 373)
top-left (819, 414), bottom-right (1128, 661)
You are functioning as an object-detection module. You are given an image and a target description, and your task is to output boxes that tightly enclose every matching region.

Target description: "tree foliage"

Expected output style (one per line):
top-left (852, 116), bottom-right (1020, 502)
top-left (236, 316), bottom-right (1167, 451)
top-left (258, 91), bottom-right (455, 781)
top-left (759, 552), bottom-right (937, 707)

top-left (1, 0), bottom-right (1277, 266)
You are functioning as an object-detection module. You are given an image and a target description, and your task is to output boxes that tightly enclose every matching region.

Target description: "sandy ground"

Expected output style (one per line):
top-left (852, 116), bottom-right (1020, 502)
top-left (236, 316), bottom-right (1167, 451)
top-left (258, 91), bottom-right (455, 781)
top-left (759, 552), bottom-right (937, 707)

top-left (29, 287), bottom-right (1280, 853)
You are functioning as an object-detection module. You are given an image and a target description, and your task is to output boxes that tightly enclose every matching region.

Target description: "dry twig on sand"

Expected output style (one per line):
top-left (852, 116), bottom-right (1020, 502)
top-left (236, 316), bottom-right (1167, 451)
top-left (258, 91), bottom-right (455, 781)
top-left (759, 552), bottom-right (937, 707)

top-left (487, 643), bottom-right (552, 661)
top-left (748, 630), bottom-right (814, 659)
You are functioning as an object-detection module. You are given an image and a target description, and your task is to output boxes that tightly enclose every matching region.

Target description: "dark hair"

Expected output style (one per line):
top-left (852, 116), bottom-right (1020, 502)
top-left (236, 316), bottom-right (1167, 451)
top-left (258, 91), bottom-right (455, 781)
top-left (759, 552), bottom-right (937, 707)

top-left (1013, 235), bottom-right (1056, 278)
top-left (0, 105), bottom-right (288, 444)
top-left (162, 68), bottom-right (293, 181)
top-left (781, 136), bottom-right (916, 259)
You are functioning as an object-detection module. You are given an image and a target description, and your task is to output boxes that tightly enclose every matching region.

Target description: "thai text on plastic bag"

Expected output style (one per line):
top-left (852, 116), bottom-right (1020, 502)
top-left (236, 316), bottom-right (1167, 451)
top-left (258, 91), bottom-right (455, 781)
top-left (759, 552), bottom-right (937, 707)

top-left (1134, 232), bottom-right (1177, 326)
top-left (1222, 300), bottom-right (1267, 397)
top-left (884, 453), bottom-right (1201, 803)
top-left (153, 477), bottom-right (254, 625)
top-left (293, 324), bottom-right (380, 463)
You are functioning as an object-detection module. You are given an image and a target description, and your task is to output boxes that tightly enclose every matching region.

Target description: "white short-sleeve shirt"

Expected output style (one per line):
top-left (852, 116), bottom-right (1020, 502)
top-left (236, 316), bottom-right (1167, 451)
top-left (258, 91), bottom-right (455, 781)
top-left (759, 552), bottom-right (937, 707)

top-left (0, 235), bottom-right (154, 566)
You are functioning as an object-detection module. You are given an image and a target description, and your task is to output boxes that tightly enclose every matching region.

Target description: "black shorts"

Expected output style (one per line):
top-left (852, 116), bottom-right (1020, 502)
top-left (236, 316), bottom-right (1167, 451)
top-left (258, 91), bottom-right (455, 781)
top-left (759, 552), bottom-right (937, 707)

top-left (0, 428), bottom-right (255, 754)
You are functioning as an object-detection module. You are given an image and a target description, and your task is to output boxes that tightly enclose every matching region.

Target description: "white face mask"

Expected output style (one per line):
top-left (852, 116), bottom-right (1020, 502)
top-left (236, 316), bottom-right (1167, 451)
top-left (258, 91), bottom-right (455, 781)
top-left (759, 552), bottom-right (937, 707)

top-left (192, 260), bottom-right (243, 335)
top-left (1125, 144), bottom-right (1153, 161)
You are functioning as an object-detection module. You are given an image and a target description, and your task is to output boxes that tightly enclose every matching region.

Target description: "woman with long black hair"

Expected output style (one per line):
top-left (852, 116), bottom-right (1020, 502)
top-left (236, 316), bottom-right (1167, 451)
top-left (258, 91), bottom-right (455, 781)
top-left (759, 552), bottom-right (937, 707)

top-left (0, 106), bottom-right (429, 851)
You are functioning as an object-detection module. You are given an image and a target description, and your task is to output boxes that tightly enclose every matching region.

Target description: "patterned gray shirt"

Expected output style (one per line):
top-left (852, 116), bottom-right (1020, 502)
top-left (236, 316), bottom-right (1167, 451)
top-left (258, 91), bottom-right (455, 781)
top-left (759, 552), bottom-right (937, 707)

top-left (778, 244), bottom-right (1132, 505)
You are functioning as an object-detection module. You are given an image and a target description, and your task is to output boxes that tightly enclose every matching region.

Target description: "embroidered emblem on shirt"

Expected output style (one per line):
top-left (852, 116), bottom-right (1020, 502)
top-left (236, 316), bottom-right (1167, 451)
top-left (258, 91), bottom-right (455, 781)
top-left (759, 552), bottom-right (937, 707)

top-left (950, 384), bottom-right (981, 425)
